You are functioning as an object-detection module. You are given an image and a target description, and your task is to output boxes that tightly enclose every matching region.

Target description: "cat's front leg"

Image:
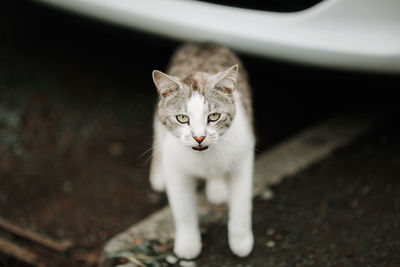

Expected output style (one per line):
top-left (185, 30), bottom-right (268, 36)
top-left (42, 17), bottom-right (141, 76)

top-left (165, 167), bottom-right (201, 259)
top-left (228, 150), bottom-right (254, 257)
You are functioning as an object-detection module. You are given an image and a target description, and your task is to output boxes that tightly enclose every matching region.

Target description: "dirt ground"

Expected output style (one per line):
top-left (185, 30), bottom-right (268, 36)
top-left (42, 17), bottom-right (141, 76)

top-left (0, 0), bottom-right (398, 266)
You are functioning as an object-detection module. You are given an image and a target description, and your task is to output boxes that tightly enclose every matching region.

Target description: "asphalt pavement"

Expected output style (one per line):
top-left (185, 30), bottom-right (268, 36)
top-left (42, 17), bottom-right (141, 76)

top-left (195, 115), bottom-right (400, 267)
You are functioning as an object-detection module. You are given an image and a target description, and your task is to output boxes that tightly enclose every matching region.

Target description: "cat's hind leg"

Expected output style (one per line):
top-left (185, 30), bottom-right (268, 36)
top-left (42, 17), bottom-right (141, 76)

top-left (149, 118), bottom-right (166, 192)
top-left (205, 175), bottom-right (228, 205)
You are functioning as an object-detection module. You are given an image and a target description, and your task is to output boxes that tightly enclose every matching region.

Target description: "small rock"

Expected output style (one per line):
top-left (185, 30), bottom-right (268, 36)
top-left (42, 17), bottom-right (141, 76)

top-left (266, 228), bottom-right (275, 236)
top-left (266, 240), bottom-right (275, 248)
top-left (260, 188), bottom-right (274, 200)
top-left (179, 260), bottom-right (196, 267)
top-left (350, 200), bottom-right (358, 208)
top-left (115, 263), bottom-right (137, 267)
top-left (166, 255), bottom-right (178, 264)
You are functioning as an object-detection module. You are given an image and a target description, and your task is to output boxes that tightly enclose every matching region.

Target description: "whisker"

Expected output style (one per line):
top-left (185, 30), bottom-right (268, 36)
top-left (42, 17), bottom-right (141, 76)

top-left (142, 145), bottom-right (163, 166)
top-left (220, 141), bottom-right (240, 165)
top-left (137, 142), bottom-right (161, 160)
top-left (216, 143), bottom-right (233, 176)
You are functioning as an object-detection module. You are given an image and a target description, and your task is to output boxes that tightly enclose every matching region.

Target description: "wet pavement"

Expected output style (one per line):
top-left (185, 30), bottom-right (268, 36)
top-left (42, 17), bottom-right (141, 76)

top-left (0, 0), bottom-right (399, 266)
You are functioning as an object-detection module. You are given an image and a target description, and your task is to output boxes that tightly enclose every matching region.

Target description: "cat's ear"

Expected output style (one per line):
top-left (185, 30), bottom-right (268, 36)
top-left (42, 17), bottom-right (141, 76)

top-left (152, 70), bottom-right (180, 97)
top-left (214, 64), bottom-right (238, 93)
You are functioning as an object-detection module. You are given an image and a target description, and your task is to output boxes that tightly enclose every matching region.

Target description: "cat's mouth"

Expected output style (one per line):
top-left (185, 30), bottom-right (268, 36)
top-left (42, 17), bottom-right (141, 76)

top-left (192, 145), bottom-right (209, 151)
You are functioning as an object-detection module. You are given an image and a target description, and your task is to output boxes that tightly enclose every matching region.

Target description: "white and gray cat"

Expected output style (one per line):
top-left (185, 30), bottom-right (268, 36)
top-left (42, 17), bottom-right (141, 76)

top-left (150, 43), bottom-right (254, 259)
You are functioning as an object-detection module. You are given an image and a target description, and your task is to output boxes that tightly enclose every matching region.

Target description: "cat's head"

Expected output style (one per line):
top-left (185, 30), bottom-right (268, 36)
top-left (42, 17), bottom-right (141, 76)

top-left (152, 65), bottom-right (238, 152)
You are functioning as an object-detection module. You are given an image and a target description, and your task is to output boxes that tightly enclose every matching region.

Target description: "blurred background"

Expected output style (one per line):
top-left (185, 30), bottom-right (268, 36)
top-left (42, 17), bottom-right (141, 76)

top-left (0, 0), bottom-right (399, 266)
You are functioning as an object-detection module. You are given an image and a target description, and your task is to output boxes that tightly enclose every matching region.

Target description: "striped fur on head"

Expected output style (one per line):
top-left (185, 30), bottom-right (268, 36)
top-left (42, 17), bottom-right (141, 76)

top-left (152, 65), bottom-right (238, 143)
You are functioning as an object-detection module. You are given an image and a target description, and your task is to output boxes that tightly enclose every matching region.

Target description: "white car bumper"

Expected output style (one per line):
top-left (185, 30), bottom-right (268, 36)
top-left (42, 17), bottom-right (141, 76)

top-left (33, 0), bottom-right (400, 74)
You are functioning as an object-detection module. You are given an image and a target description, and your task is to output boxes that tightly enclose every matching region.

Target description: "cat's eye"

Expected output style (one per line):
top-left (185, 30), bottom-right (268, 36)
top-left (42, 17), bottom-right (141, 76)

top-left (208, 113), bottom-right (221, 122)
top-left (176, 114), bottom-right (189, 124)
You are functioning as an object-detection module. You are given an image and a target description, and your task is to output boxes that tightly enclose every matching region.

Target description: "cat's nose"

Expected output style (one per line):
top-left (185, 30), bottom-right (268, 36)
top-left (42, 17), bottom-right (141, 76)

top-left (193, 136), bottom-right (205, 144)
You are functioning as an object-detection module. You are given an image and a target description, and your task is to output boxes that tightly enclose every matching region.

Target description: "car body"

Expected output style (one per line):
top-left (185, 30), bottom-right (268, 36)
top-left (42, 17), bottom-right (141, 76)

top-left (32, 0), bottom-right (400, 74)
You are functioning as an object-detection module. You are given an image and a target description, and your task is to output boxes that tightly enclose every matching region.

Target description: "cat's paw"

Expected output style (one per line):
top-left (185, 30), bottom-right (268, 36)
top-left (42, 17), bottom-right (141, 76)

top-left (174, 231), bottom-right (201, 259)
top-left (206, 178), bottom-right (228, 205)
top-left (228, 230), bottom-right (254, 257)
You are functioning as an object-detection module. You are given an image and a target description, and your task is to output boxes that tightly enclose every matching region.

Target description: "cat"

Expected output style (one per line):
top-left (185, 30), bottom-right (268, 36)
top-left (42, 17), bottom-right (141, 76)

top-left (150, 43), bottom-right (254, 259)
